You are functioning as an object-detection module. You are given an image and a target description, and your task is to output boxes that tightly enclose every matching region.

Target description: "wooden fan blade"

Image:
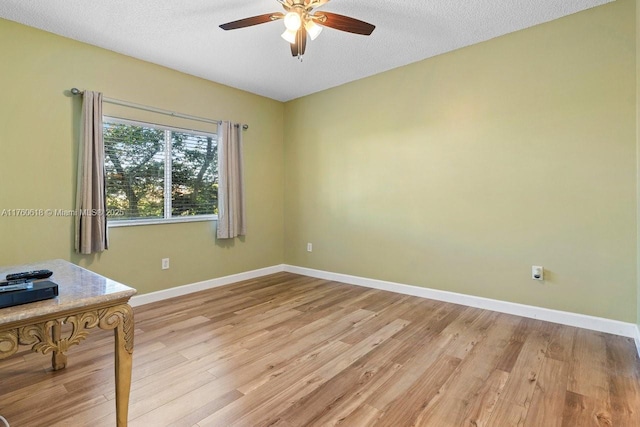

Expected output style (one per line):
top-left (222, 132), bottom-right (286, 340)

top-left (219, 13), bottom-right (283, 30)
top-left (289, 27), bottom-right (307, 56)
top-left (315, 12), bottom-right (375, 35)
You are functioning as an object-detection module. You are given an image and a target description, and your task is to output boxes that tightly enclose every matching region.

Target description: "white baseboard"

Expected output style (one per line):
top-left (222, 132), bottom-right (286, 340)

top-left (127, 262), bottom-right (640, 351)
top-left (129, 264), bottom-right (286, 307)
top-left (284, 265), bottom-right (639, 340)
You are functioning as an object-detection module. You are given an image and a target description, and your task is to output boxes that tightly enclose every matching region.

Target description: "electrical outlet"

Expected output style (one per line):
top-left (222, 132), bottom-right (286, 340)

top-left (307, 243), bottom-right (313, 252)
top-left (162, 258), bottom-right (170, 270)
top-left (532, 265), bottom-right (543, 281)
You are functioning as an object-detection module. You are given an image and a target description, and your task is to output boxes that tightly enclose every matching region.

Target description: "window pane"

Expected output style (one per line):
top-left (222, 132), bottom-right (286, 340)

top-left (171, 131), bottom-right (218, 217)
top-left (104, 122), bottom-right (165, 220)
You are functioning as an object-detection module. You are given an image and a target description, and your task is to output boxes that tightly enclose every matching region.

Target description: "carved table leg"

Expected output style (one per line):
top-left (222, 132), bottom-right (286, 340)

top-left (115, 319), bottom-right (133, 427)
top-left (51, 321), bottom-right (67, 370)
top-left (100, 304), bottom-right (134, 427)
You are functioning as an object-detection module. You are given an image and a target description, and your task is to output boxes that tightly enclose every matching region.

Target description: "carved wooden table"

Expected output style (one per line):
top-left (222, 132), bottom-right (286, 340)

top-left (0, 259), bottom-right (136, 427)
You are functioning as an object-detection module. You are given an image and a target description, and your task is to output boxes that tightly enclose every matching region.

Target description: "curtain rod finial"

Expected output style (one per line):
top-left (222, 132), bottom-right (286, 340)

top-left (70, 88), bottom-right (82, 95)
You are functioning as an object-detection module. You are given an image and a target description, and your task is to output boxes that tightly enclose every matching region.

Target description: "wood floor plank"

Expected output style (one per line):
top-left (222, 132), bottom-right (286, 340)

top-left (196, 341), bottom-right (352, 427)
top-left (364, 332), bottom-right (455, 412)
top-left (332, 402), bottom-right (382, 426)
top-left (127, 370), bottom-right (242, 426)
top-left (568, 329), bottom-right (611, 399)
top-left (494, 317), bottom-right (531, 373)
top-left (278, 339), bottom-right (406, 426)
top-left (339, 296), bottom-right (414, 346)
top-left (524, 357), bottom-right (568, 427)
top-left (562, 390), bottom-right (614, 427)
top-left (609, 375), bottom-right (640, 426)
top-left (462, 368), bottom-right (511, 427)
top-left (373, 354), bottom-right (462, 426)
top-left (405, 313), bottom-right (520, 426)
top-left (485, 320), bottom-right (554, 425)
top-left (216, 308), bottom-right (374, 386)
top-left (209, 320), bottom-right (409, 427)
top-left (1, 272), bottom-right (638, 427)
top-left (546, 323), bottom-right (576, 363)
top-left (606, 334), bottom-right (640, 426)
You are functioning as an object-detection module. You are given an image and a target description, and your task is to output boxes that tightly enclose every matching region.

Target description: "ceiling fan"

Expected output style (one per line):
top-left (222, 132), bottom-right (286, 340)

top-left (219, 0), bottom-right (375, 57)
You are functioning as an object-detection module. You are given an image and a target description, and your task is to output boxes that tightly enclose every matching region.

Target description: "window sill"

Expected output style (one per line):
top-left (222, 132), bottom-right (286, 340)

top-left (108, 215), bottom-right (217, 228)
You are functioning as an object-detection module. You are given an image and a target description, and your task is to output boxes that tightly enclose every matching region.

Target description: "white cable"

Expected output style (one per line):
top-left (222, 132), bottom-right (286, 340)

top-left (0, 415), bottom-right (9, 427)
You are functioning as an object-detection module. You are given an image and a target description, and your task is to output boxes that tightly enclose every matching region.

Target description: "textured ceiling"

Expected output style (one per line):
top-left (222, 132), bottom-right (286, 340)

top-left (0, 0), bottom-right (613, 102)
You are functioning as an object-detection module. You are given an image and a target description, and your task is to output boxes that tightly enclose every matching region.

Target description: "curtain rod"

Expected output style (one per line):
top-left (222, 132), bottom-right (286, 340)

top-left (69, 88), bottom-right (248, 130)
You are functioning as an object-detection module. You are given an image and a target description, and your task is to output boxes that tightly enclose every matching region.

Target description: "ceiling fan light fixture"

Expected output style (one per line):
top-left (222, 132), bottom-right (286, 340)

top-left (219, 0), bottom-right (376, 58)
top-left (281, 28), bottom-right (297, 44)
top-left (305, 19), bottom-right (323, 40)
top-left (283, 11), bottom-right (302, 31)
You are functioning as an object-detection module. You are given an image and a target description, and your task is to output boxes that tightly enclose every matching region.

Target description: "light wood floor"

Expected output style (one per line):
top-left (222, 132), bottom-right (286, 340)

top-left (1, 272), bottom-right (639, 426)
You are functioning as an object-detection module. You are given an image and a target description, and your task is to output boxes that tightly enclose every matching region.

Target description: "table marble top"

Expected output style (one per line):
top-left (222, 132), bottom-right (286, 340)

top-left (0, 259), bottom-right (136, 325)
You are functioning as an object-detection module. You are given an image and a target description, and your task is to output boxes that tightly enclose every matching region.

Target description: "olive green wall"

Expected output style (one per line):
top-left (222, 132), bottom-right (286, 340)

top-left (0, 19), bottom-right (285, 295)
top-left (284, 0), bottom-right (637, 322)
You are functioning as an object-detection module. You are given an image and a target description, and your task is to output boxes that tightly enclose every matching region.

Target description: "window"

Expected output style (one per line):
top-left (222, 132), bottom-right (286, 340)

top-left (103, 117), bottom-right (218, 225)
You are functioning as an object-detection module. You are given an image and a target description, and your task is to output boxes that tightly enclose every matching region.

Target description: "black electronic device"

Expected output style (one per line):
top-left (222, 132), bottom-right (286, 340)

top-left (0, 280), bottom-right (59, 309)
top-left (0, 280), bottom-right (33, 292)
top-left (5, 269), bottom-right (53, 281)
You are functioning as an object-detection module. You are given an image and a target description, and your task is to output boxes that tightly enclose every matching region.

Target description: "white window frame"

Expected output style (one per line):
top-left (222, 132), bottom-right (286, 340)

top-left (104, 116), bottom-right (218, 228)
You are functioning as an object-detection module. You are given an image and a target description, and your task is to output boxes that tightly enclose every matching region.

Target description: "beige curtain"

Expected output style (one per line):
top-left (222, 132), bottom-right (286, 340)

top-left (75, 91), bottom-right (108, 254)
top-left (216, 121), bottom-right (246, 239)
